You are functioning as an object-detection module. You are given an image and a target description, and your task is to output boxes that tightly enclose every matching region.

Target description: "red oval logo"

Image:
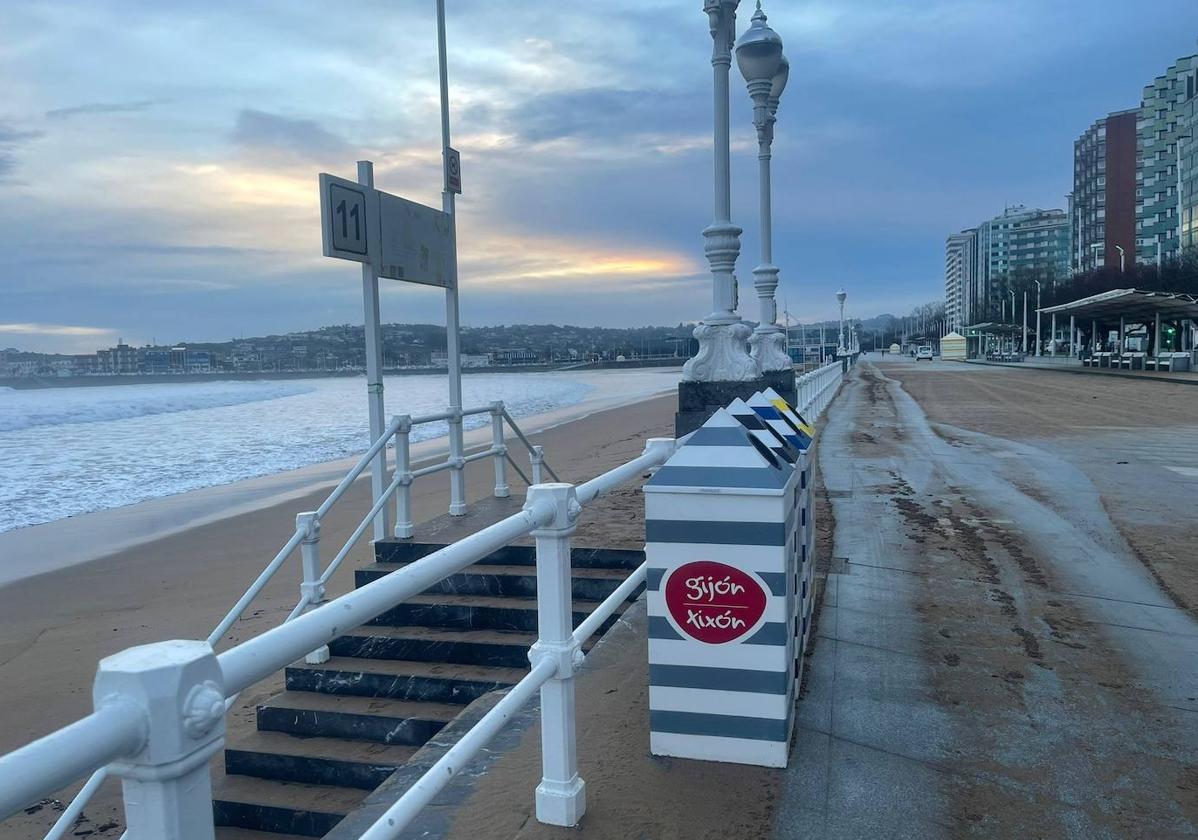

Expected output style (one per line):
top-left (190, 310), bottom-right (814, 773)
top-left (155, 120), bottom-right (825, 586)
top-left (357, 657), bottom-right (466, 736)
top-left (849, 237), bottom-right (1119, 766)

top-left (664, 561), bottom-right (768, 644)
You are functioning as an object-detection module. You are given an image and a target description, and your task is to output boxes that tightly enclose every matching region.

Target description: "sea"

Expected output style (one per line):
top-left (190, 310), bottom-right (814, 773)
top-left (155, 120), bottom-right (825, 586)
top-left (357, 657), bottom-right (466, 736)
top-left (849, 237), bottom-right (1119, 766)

top-left (0, 369), bottom-right (677, 534)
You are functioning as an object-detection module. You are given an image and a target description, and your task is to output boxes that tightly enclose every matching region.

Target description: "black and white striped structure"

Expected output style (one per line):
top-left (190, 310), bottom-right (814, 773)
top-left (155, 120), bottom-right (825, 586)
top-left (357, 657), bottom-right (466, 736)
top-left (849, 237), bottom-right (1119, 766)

top-left (644, 406), bottom-right (803, 767)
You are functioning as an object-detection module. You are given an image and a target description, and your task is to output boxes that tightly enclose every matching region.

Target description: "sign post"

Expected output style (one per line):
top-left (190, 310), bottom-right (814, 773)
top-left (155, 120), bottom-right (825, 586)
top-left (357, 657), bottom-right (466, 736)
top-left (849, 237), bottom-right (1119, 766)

top-left (357, 161), bottom-right (390, 542)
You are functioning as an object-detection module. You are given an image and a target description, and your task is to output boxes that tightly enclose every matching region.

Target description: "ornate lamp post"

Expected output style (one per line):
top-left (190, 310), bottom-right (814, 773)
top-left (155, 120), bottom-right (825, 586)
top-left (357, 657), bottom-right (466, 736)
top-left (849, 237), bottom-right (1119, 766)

top-left (736, 2), bottom-right (794, 404)
top-left (677, 0), bottom-right (765, 435)
top-left (836, 289), bottom-right (847, 355)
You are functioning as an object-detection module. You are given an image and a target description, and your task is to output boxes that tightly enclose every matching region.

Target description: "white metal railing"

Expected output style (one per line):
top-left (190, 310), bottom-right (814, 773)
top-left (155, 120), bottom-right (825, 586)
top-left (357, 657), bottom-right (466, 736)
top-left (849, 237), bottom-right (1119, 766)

top-left (0, 436), bottom-right (676, 839)
top-left (30, 399), bottom-right (556, 840)
top-left (794, 358), bottom-right (847, 421)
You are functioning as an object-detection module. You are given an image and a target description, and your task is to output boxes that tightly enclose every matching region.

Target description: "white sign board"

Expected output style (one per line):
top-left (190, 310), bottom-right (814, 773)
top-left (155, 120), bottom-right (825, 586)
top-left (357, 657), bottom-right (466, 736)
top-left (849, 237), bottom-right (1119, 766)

top-left (319, 174), bottom-right (375, 264)
top-left (445, 146), bottom-right (462, 194)
top-left (377, 192), bottom-right (453, 288)
top-left (319, 173), bottom-right (453, 288)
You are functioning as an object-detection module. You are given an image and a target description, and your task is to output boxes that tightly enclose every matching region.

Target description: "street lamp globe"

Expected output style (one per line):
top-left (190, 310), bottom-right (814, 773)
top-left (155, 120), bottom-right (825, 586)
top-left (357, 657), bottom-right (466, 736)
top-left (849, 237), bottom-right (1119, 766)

top-left (735, 3), bottom-right (784, 85)
top-left (836, 289), bottom-right (847, 306)
top-left (769, 53), bottom-right (789, 111)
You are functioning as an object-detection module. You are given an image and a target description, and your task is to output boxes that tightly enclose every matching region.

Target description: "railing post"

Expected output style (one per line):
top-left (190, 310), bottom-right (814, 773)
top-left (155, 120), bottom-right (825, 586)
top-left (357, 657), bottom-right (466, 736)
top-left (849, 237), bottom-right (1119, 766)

top-left (94, 640), bottom-right (225, 839)
top-left (394, 415), bottom-right (414, 539)
top-left (448, 408), bottom-right (467, 516)
top-left (530, 445), bottom-right (545, 485)
top-left (491, 401), bottom-right (510, 499)
top-left (525, 483), bottom-right (586, 827)
top-left (296, 513), bottom-right (330, 665)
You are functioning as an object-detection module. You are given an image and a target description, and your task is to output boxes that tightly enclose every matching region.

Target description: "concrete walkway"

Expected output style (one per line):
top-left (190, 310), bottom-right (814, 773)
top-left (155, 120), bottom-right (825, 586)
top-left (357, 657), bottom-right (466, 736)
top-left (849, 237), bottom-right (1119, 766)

top-left (776, 361), bottom-right (1198, 838)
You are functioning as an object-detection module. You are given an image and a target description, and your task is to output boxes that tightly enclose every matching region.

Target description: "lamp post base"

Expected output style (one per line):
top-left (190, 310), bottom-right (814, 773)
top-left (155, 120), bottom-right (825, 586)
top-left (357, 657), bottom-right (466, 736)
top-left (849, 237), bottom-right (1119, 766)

top-left (682, 321), bottom-right (759, 383)
top-left (676, 376), bottom-right (767, 437)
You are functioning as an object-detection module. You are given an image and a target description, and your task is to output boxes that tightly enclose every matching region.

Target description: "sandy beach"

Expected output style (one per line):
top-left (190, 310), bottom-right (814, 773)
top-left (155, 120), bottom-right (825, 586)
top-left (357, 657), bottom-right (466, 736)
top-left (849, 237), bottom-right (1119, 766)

top-left (0, 390), bottom-right (677, 839)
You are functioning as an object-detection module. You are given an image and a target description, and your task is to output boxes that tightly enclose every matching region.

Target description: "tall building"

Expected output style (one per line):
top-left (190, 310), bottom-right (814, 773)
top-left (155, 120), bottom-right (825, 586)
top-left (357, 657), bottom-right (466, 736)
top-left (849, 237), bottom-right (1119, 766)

top-left (1073, 109), bottom-right (1138, 273)
top-left (1136, 54), bottom-right (1198, 263)
top-left (945, 229), bottom-right (977, 329)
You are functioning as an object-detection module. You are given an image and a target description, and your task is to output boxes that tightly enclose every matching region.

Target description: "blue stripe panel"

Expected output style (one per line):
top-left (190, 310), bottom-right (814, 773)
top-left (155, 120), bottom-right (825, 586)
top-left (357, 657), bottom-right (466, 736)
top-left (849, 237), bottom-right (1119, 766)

top-left (647, 567), bottom-right (664, 591)
top-left (645, 567), bottom-right (786, 595)
top-left (650, 465), bottom-right (790, 490)
top-left (743, 622), bottom-right (789, 645)
top-left (646, 519), bottom-right (787, 546)
top-left (650, 710), bottom-right (790, 742)
top-left (650, 664), bottom-right (788, 694)
top-left (685, 426), bottom-right (754, 447)
top-left (753, 405), bottom-right (784, 420)
top-left (648, 616), bottom-right (684, 640)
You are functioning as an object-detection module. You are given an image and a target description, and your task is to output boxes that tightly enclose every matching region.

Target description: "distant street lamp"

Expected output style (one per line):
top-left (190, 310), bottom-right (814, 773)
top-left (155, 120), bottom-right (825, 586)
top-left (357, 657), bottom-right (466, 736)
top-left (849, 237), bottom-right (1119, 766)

top-left (836, 289), bottom-right (847, 355)
top-left (1115, 244), bottom-right (1126, 273)
top-left (1034, 279), bottom-right (1043, 357)
top-left (682, 0), bottom-right (759, 385)
top-left (736, 2), bottom-right (791, 377)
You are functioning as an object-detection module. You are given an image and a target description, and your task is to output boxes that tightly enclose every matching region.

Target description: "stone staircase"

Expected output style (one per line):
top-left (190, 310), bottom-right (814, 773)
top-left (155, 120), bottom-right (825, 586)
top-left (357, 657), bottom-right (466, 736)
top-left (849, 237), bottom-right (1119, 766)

top-left (212, 539), bottom-right (644, 837)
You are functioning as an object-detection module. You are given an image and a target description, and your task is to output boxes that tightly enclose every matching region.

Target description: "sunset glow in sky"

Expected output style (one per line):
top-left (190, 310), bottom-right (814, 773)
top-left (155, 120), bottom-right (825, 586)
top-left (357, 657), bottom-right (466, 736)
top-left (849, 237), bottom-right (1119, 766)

top-left (2, 0), bottom-right (1195, 352)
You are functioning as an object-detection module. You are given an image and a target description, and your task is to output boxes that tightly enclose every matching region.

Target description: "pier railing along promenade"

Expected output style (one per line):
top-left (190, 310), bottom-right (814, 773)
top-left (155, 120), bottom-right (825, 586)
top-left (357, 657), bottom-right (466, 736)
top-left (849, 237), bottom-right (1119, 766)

top-left (0, 362), bottom-right (846, 840)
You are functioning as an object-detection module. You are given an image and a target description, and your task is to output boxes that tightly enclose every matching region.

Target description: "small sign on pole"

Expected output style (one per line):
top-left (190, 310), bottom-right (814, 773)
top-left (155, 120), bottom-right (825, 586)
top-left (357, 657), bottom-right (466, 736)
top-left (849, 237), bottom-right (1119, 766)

top-left (319, 171), bottom-right (453, 289)
top-left (319, 173), bottom-right (375, 264)
top-left (445, 146), bottom-right (462, 194)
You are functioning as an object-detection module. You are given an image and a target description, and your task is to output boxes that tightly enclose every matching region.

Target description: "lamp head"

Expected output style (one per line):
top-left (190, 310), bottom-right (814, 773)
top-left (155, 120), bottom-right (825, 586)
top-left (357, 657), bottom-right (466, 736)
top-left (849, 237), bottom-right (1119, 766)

top-left (770, 53), bottom-right (790, 103)
top-left (836, 289), bottom-right (847, 305)
top-left (736, 2), bottom-right (783, 85)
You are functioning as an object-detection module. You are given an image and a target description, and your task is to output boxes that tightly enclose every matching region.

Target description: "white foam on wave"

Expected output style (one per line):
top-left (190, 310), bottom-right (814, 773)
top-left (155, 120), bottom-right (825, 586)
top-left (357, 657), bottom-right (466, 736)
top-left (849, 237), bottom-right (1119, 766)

top-left (0, 380), bottom-right (317, 432)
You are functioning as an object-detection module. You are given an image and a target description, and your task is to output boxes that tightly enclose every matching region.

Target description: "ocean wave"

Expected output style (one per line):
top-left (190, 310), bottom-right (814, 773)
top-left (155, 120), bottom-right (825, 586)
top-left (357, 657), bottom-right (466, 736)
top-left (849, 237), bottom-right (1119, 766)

top-left (0, 380), bottom-right (317, 432)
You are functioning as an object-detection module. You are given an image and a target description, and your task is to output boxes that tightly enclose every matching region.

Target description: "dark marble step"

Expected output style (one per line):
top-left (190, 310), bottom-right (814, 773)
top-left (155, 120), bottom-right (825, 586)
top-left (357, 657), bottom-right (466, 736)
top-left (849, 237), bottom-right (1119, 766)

top-left (214, 828), bottom-right (309, 840)
top-left (329, 625), bottom-right (540, 668)
top-left (256, 691), bottom-right (459, 746)
top-left (212, 768), bottom-right (363, 837)
top-left (355, 561), bottom-right (633, 601)
top-left (367, 593), bottom-right (596, 633)
top-left (373, 540), bottom-right (643, 571)
top-left (285, 656), bottom-right (526, 705)
top-left (224, 731), bottom-right (416, 790)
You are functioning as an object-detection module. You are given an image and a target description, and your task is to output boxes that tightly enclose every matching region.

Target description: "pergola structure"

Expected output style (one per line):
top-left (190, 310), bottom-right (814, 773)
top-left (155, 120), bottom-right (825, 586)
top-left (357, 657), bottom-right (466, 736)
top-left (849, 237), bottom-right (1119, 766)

top-left (1038, 288), bottom-right (1198, 357)
top-left (962, 322), bottom-right (1024, 359)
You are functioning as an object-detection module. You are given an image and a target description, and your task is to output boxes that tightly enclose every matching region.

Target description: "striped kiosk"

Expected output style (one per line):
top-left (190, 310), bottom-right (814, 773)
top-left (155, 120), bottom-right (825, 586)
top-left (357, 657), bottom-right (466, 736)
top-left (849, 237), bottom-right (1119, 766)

top-left (644, 407), bottom-right (801, 768)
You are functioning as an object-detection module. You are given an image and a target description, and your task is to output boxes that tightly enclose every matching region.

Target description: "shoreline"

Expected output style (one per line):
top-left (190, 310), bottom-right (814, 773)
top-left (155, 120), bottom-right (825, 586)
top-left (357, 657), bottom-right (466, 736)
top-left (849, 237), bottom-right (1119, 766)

top-left (0, 371), bottom-right (680, 588)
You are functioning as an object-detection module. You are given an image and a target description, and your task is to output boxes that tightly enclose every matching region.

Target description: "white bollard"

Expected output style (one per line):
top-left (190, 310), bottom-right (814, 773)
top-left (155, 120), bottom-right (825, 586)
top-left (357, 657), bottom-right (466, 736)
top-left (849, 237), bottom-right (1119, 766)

top-left (95, 640), bottom-right (225, 839)
top-left (394, 416), bottom-right (414, 539)
top-left (525, 483), bottom-right (586, 827)
top-left (530, 445), bottom-right (545, 486)
top-left (491, 402), bottom-right (511, 499)
top-left (296, 512), bottom-right (330, 665)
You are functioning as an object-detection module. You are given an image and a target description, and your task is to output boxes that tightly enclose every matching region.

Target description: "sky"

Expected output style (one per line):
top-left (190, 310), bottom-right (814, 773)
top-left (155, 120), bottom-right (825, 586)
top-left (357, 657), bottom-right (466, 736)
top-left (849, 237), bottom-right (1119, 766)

top-left (1, 0), bottom-right (1196, 353)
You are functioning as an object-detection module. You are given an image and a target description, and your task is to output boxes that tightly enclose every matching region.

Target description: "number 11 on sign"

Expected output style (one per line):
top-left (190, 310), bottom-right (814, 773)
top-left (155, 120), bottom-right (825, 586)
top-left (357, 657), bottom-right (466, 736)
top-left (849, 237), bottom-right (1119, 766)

top-left (319, 173), bottom-right (375, 264)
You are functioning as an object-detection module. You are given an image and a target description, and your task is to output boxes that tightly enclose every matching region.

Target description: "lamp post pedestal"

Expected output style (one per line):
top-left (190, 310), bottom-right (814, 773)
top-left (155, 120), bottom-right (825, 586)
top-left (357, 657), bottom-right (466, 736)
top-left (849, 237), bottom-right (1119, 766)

top-left (678, 0), bottom-right (764, 436)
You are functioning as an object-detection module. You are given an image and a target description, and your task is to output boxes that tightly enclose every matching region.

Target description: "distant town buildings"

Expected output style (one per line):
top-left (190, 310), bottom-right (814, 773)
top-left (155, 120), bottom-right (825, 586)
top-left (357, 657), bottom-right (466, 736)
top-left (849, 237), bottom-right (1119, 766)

top-left (944, 50), bottom-right (1198, 324)
top-left (943, 206), bottom-right (1069, 329)
top-left (1073, 109), bottom-right (1138, 273)
top-left (1138, 54), bottom-right (1198, 263)
top-left (0, 323), bottom-right (695, 381)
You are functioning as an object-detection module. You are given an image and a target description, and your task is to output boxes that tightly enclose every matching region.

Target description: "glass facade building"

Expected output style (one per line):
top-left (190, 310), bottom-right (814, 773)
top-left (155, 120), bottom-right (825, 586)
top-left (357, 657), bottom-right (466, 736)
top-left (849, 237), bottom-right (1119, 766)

top-left (1136, 54), bottom-right (1198, 263)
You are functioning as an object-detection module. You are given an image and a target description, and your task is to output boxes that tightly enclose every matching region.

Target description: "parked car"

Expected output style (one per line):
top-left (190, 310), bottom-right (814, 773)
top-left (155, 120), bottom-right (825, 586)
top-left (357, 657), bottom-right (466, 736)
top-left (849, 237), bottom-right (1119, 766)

top-left (916, 346), bottom-right (934, 360)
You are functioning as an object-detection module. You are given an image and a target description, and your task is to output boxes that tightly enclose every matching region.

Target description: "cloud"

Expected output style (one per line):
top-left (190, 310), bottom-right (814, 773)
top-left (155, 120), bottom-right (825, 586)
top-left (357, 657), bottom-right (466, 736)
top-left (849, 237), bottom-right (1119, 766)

top-left (230, 109), bottom-right (352, 162)
top-left (0, 323), bottom-right (115, 337)
top-left (0, 123), bottom-right (42, 178)
top-left (45, 99), bottom-right (161, 119)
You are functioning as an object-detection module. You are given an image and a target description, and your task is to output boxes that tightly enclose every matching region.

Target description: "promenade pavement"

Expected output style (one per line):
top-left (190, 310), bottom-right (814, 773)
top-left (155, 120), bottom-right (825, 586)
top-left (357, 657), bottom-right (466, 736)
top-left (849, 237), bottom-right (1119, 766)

top-left (777, 359), bottom-right (1198, 838)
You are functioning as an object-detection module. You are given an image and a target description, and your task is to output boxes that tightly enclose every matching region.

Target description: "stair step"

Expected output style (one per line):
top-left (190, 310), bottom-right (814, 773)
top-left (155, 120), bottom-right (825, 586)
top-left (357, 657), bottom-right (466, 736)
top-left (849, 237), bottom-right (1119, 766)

top-left (212, 769), bottom-right (364, 837)
top-left (257, 691), bottom-right (460, 745)
top-left (355, 562), bottom-right (633, 601)
top-left (373, 540), bottom-right (643, 570)
top-left (286, 656), bottom-right (526, 704)
top-left (329, 625), bottom-right (539, 668)
top-left (225, 730), bottom-right (416, 789)
top-left (215, 829), bottom-right (310, 840)
top-left (368, 592), bottom-right (597, 632)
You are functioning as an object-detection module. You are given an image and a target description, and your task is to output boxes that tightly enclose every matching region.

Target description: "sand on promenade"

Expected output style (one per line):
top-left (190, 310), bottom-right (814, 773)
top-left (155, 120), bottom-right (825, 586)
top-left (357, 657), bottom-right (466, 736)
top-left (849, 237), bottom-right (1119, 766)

top-left (0, 393), bottom-right (676, 839)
